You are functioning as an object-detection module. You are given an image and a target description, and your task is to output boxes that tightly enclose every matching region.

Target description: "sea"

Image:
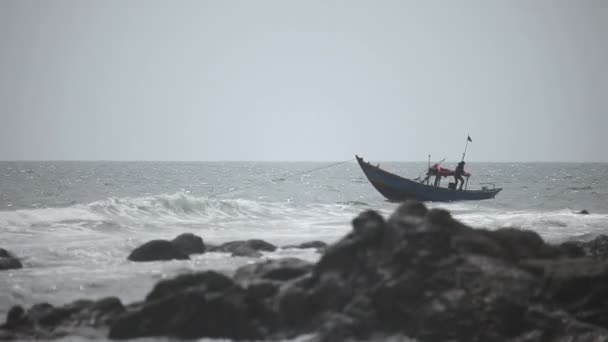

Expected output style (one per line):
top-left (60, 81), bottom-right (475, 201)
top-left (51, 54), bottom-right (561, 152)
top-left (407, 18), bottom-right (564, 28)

top-left (1, 160), bottom-right (607, 337)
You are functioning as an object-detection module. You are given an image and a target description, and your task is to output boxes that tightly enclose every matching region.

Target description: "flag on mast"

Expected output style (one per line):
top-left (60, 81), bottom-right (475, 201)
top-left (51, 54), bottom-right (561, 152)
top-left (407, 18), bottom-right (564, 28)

top-left (467, 135), bottom-right (472, 143)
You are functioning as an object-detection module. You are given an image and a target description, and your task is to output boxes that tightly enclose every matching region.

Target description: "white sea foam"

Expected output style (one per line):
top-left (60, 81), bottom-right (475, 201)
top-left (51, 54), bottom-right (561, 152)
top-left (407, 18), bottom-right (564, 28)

top-left (0, 193), bottom-right (358, 234)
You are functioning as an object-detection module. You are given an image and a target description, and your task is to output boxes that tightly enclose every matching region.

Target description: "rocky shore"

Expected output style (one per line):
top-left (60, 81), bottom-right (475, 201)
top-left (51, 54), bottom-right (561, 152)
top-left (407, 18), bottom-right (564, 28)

top-left (3, 201), bottom-right (608, 341)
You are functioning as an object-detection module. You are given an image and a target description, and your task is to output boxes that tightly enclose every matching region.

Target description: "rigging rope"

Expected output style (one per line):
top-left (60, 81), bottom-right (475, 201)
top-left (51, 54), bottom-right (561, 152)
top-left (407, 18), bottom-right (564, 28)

top-left (208, 158), bottom-right (355, 198)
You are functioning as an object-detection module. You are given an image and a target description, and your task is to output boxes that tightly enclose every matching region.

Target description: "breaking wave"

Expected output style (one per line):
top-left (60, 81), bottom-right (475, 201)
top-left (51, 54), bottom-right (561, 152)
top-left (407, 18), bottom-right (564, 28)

top-left (0, 193), bottom-right (363, 233)
top-left (1, 193), bottom-right (607, 243)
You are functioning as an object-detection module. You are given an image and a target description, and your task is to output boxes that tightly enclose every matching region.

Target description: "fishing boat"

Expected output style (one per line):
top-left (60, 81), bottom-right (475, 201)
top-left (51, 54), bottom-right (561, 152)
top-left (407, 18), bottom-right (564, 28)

top-left (356, 155), bottom-right (501, 202)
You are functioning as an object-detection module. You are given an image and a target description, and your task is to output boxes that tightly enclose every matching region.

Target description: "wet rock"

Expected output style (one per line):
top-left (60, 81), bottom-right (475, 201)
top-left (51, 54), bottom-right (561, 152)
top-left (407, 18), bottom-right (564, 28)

top-left (171, 233), bottom-right (206, 255)
top-left (522, 258), bottom-right (608, 324)
top-left (511, 306), bottom-right (608, 341)
top-left (576, 235), bottom-right (608, 260)
top-left (127, 240), bottom-right (189, 262)
top-left (283, 241), bottom-right (328, 252)
top-left (146, 271), bottom-right (234, 302)
top-left (579, 209), bottom-right (590, 215)
top-left (109, 286), bottom-right (264, 340)
top-left (484, 227), bottom-right (560, 261)
top-left (314, 210), bottom-right (387, 276)
top-left (233, 258), bottom-right (313, 285)
top-left (1, 298), bottom-right (125, 339)
top-left (212, 239), bottom-right (277, 254)
top-left (0, 248), bottom-right (13, 258)
top-left (276, 282), bottom-right (314, 327)
top-left (3, 306), bottom-right (24, 328)
top-left (352, 210), bottom-right (386, 240)
top-left (127, 233), bottom-right (207, 262)
top-left (231, 246), bottom-right (263, 258)
top-left (389, 200), bottom-right (428, 220)
top-left (0, 258), bottom-right (22, 270)
top-left (0, 248), bottom-right (22, 270)
top-left (556, 241), bottom-right (587, 258)
top-left (245, 279), bottom-right (282, 299)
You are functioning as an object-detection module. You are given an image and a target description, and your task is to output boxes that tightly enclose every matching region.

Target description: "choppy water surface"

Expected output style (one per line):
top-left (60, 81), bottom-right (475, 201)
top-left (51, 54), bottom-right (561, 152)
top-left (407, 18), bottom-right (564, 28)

top-left (1, 161), bottom-right (607, 327)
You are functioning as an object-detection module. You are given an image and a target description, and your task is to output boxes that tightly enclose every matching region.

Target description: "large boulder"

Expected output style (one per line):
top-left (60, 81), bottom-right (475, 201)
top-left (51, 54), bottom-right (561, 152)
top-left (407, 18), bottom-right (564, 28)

top-left (109, 283), bottom-right (266, 340)
top-left (171, 233), bottom-right (206, 255)
top-left (146, 271), bottom-right (234, 302)
top-left (210, 239), bottom-right (277, 258)
top-left (0, 248), bottom-right (22, 270)
top-left (127, 240), bottom-right (189, 262)
top-left (128, 233), bottom-right (207, 262)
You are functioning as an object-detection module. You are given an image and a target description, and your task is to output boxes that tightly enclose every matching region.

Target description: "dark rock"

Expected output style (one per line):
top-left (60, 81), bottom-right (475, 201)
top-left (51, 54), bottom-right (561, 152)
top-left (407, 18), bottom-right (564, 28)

top-left (171, 233), bottom-right (206, 255)
top-left (283, 240), bottom-right (328, 252)
top-left (557, 241), bottom-right (586, 258)
top-left (576, 235), bottom-right (608, 260)
top-left (127, 240), bottom-right (189, 262)
top-left (579, 209), bottom-right (590, 215)
top-left (276, 282), bottom-right (314, 326)
top-left (0, 248), bottom-right (22, 270)
top-left (423, 207), bottom-right (464, 233)
top-left (484, 227), bottom-right (559, 261)
top-left (234, 258), bottom-right (313, 284)
top-left (390, 200), bottom-right (428, 220)
top-left (146, 271), bottom-right (234, 302)
top-left (314, 210), bottom-right (386, 275)
top-left (214, 239), bottom-right (277, 254)
top-left (109, 286), bottom-right (263, 340)
top-left (4, 306), bottom-right (24, 328)
top-left (0, 248), bottom-right (13, 258)
top-left (295, 241), bottom-right (327, 249)
top-left (245, 280), bottom-right (281, 299)
top-left (127, 233), bottom-right (206, 262)
top-left (511, 306), bottom-right (608, 341)
top-left (0, 257), bottom-right (22, 270)
top-left (352, 210), bottom-right (386, 240)
top-left (1, 298), bottom-right (125, 339)
top-left (231, 246), bottom-right (263, 258)
top-left (451, 229), bottom-right (508, 259)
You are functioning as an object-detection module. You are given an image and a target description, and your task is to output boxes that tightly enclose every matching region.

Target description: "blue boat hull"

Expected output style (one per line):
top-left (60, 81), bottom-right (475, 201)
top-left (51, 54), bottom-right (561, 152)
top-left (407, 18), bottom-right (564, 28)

top-left (356, 155), bottom-right (501, 202)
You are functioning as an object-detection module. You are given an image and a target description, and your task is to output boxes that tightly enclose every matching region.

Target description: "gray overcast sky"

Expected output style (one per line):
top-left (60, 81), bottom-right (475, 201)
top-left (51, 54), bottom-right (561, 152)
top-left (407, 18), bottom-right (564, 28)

top-left (0, 1), bottom-right (606, 162)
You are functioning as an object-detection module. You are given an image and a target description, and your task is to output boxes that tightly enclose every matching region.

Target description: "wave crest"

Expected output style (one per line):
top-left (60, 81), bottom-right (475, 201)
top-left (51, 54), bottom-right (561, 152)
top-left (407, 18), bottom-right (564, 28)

top-left (0, 193), bottom-right (361, 231)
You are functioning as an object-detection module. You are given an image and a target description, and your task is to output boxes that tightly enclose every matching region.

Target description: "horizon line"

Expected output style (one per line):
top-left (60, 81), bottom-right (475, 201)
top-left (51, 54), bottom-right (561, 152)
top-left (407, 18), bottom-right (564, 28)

top-left (0, 159), bottom-right (606, 164)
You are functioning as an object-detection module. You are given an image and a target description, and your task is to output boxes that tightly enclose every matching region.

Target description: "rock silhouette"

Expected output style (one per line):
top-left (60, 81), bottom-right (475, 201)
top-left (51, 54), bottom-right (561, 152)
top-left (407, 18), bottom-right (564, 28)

top-left (0, 248), bottom-right (22, 271)
top-left (127, 233), bottom-right (206, 262)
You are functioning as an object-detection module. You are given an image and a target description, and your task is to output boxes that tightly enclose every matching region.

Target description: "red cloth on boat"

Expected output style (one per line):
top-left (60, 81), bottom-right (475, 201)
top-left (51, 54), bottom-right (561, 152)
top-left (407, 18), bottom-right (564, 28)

top-left (428, 164), bottom-right (471, 177)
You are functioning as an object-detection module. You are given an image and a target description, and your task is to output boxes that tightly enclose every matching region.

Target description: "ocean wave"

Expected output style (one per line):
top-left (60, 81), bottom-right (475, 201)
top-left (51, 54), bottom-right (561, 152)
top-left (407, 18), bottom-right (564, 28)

top-left (0, 193), bottom-right (363, 232)
top-left (2, 194), bottom-right (608, 244)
